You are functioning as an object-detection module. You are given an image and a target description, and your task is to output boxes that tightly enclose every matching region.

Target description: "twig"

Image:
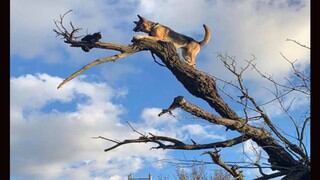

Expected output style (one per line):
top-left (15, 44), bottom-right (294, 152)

top-left (92, 136), bottom-right (120, 143)
top-left (126, 121), bottom-right (145, 137)
top-left (286, 38), bottom-right (310, 50)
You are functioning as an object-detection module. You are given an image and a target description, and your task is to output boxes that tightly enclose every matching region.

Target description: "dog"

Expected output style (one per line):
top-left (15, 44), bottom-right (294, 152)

top-left (133, 15), bottom-right (211, 68)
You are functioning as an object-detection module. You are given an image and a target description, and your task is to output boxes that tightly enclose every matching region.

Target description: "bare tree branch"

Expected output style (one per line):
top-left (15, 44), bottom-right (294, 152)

top-left (57, 52), bottom-right (133, 89)
top-left (53, 11), bottom-right (143, 89)
top-left (97, 132), bottom-right (250, 151)
top-left (92, 136), bottom-right (120, 144)
top-left (280, 52), bottom-right (310, 92)
top-left (126, 121), bottom-right (146, 137)
top-left (286, 38), bottom-right (310, 50)
top-left (53, 10), bottom-right (82, 42)
top-left (216, 55), bottom-right (308, 162)
top-left (299, 116), bottom-right (310, 160)
top-left (250, 62), bottom-right (309, 96)
top-left (159, 96), bottom-right (269, 138)
top-left (204, 150), bottom-right (244, 180)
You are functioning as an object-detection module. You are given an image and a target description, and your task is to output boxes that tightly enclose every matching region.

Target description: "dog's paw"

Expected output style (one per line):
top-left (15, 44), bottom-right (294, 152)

top-left (183, 57), bottom-right (192, 63)
top-left (133, 35), bottom-right (145, 40)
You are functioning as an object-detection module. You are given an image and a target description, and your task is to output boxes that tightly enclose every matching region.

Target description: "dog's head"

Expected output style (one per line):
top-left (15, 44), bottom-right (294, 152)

top-left (133, 15), bottom-right (154, 33)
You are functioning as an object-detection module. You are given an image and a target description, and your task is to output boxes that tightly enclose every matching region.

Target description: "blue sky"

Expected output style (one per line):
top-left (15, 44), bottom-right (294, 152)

top-left (11, 0), bottom-right (310, 179)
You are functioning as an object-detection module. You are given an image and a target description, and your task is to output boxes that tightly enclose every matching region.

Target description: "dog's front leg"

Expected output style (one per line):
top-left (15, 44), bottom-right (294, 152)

top-left (133, 35), bottom-right (148, 40)
top-left (133, 35), bottom-right (162, 41)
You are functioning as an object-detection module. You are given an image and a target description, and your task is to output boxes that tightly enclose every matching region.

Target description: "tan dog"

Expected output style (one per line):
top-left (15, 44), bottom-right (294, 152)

top-left (133, 15), bottom-right (211, 68)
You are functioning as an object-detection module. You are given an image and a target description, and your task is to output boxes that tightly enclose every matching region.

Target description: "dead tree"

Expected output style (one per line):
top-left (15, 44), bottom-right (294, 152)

top-left (53, 11), bottom-right (310, 179)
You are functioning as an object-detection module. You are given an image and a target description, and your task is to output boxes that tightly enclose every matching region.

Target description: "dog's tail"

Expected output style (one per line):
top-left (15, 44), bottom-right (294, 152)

top-left (198, 24), bottom-right (211, 47)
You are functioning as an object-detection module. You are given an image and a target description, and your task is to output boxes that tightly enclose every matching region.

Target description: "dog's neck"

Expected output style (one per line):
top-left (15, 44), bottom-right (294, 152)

top-left (150, 22), bottom-right (159, 30)
top-left (146, 22), bottom-right (159, 36)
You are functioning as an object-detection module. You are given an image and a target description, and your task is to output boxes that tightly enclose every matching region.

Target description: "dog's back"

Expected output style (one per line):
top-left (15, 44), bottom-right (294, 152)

top-left (165, 27), bottom-right (195, 48)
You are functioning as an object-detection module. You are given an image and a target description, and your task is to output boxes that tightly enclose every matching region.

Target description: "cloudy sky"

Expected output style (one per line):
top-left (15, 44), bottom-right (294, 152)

top-left (11, 0), bottom-right (310, 179)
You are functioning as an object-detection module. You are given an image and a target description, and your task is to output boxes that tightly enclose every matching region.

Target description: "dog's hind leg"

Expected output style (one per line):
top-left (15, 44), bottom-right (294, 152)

top-left (181, 48), bottom-right (192, 65)
top-left (189, 44), bottom-right (201, 68)
top-left (183, 44), bottom-right (200, 68)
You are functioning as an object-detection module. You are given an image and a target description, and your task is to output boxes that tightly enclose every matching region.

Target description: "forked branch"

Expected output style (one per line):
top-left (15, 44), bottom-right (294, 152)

top-left (53, 10), bottom-right (82, 42)
top-left (94, 121), bottom-right (250, 151)
top-left (53, 11), bottom-right (143, 89)
top-left (204, 150), bottom-right (244, 180)
top-left (95, 133), bottom-right (250, 151)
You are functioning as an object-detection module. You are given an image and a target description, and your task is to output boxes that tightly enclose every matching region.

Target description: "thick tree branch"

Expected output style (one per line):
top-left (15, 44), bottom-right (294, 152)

top-left (71, 41), bottom-right (134, 52)
top-left (159, 96), bottom-right (269, 138)
top-left (158, 96), bottom-right (302, 171)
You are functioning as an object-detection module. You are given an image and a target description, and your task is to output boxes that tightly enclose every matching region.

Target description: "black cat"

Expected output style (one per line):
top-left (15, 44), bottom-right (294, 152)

top-left (81, 32), bottom-right (102, 52)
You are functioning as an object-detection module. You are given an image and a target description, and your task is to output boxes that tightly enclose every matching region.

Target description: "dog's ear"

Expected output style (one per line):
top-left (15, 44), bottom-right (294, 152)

top-left (137, 14), bottom-right (145, 21)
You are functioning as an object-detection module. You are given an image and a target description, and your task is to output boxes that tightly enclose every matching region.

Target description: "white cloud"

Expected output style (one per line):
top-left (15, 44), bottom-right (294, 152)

top-left (242, 140), bottom-right (261, 157)
top-left (181, 124), bottom-right (225, 140)
top-left (10, 73), bottom-right (167, 179)
top-left (109, 175), bottom-right (125, 180)
top-left (137, 0), bottom-right (210, 32)
top-left (10, 74), bottom-right (226, 179)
